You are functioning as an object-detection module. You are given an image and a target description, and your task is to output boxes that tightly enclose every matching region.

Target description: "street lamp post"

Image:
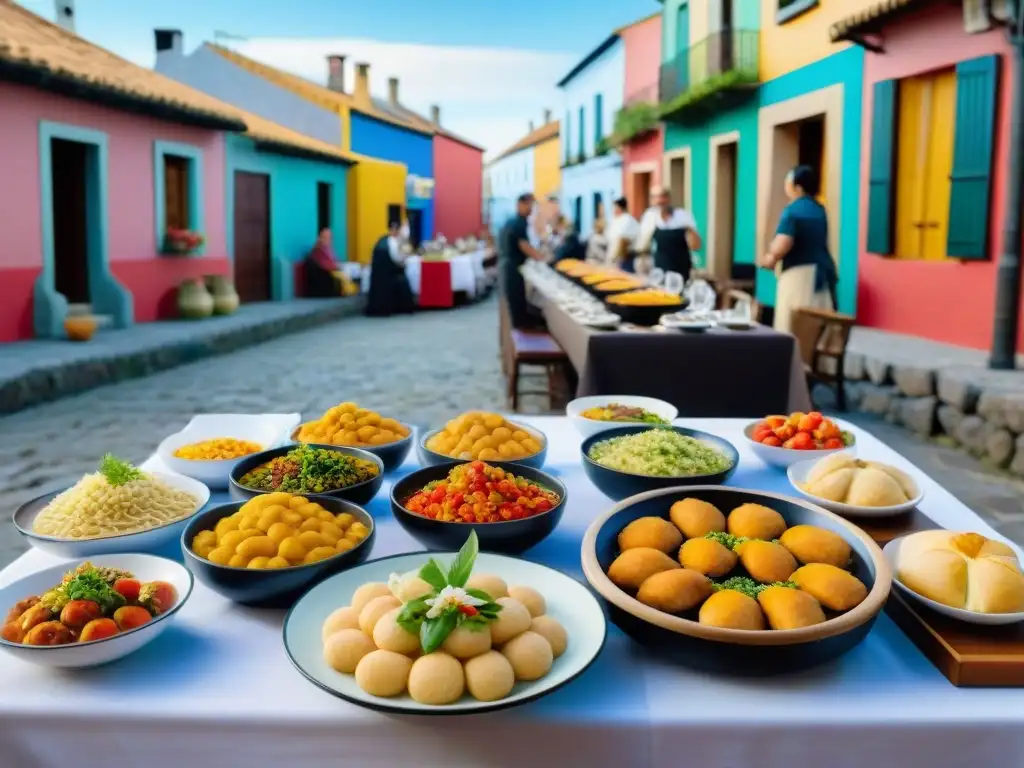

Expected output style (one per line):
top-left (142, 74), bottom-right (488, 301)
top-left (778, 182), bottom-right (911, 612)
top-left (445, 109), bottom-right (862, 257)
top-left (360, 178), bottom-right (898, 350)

top-left (990, 1), bottom-right (1024, 368)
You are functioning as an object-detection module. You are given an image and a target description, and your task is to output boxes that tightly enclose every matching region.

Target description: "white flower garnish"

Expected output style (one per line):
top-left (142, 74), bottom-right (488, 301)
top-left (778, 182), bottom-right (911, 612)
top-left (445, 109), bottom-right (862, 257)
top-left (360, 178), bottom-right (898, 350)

top-left (387, 572), bottom-right (404, 599)
top-left (424, 585), bottom-right (485, 619)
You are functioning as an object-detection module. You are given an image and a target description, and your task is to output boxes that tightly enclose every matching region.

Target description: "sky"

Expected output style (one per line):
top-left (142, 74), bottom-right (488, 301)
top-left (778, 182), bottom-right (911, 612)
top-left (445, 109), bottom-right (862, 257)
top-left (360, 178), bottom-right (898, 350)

top-left (17, 0), bottom-right (660, 157)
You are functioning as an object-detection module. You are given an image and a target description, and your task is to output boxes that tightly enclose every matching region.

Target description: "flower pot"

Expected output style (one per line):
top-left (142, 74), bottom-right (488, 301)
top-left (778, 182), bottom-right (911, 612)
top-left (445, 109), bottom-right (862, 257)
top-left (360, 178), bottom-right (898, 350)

top-left (178, 279), bottom-right (214, 320)
top-left (64, 316), bottom-right (97, 342)
top-left (205, 275), bottom-right (240, 316)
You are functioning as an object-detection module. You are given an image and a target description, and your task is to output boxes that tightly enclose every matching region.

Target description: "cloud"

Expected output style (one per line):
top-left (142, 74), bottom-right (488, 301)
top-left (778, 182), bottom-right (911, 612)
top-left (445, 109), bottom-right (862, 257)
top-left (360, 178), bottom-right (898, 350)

top-left (228, 37), bottom-right (574, 157)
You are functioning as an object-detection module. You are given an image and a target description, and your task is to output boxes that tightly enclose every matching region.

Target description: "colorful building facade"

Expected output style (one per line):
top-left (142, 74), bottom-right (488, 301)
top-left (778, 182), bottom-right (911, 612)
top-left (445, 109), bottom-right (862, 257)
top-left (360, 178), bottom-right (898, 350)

top-left (486, 119), bottom-right (560, 237)
top-left (835, 1), bottom-right (1024, 352)
top-left (616, 13), bottom-right (663, 219)
top-left (558, 31), bottom-right (626, 238)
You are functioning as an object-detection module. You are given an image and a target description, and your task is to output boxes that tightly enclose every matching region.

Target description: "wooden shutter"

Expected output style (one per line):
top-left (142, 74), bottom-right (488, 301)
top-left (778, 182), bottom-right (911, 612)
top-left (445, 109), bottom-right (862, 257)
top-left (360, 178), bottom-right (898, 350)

top-left (164, 155), bottom-right (190, 231)
top-left (594, 93), bottom-right (603, 142)
top-left (866, 79), bottom-right (897, 255)
top-left (947, 54), bottom-right (999, 259)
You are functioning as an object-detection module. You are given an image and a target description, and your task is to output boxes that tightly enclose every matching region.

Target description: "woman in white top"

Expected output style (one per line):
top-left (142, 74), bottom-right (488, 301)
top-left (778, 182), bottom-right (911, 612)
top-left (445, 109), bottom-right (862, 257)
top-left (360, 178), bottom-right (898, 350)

top-left (607, 197), bottom-right (641, 272)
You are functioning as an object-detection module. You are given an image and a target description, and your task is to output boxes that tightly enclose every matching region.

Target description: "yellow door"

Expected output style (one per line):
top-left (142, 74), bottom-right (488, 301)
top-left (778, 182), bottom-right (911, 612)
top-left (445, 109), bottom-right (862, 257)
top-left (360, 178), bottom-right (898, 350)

top-left (922, 69), bottom-right (956, 261)
top-left (895, 76), bottom-right (928, 260)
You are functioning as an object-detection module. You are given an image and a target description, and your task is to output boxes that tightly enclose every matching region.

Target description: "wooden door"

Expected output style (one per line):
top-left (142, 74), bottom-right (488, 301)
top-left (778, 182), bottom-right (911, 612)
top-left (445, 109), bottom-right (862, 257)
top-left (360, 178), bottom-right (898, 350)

top-left (233, 171), bottom-right (271, 303)
top-left (51, 138), bottom-right (90, 304)
top-left (164, 155), bottom-right (190, 231)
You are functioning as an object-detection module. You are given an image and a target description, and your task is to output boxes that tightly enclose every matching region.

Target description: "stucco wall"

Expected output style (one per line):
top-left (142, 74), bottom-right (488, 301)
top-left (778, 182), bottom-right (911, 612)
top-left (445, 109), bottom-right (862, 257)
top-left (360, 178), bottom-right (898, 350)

top-left (347, 158), bottom-right (407, 265)
top-left (561, 40), bottom-right (625, 162)
top-left (433, 135), bottom-right (483, 240)
top-left (487, 147), bottom-right (534, 235)
top-left (533, 137), bottom-right (562, 204)
top-left (561, 153), bottom-right (624, 238)
top-left (226, 134), bottom-right (350, 298)
top-left (855, 5), bottom-right (1021, 351)
top-left (0, 81), bottom-right (228, 340)
top-left (759, 0), bottom-right (874, 81)
top-left (622, 13), bottom-right (662, 100)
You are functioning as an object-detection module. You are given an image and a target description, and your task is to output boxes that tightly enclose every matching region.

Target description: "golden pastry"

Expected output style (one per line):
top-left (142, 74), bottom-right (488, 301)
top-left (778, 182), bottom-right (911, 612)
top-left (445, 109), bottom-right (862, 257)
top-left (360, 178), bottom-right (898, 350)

top-left (698, 590), bottom-right (765, 631)
top-left (607, 548), bottom-right (680, 591)
top-left (636, 569), bottom-right (712, 614)
top-left (727, 503), bottom-right (787, 541)
top-left (678, 537), bottom-right (737, 578)
top-left (779, 525), bottom-right (852, 569)
top-left (757, 586), bottom-right (826, 630)
top-left (736, 540), bottom-right (798, 584)
top-left (669, 498), bottom-right (726, 539)
top-left (791, 563), bottom-right (868, 612)
top-left (617, 517), bottom-right (683, 555)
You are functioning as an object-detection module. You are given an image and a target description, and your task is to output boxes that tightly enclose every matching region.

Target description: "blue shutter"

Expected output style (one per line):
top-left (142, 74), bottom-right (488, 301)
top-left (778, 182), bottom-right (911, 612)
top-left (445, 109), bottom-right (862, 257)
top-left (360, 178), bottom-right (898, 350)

top-left (564, 111), bottom-right (570, 163)
top-left (594, 93), bottom-right (603, 142)
top-left (947, 54), bottom-right (999, 259)
top-left (578, 106), bottom-right (585, 160)
top-left (866, 79), bottom-right (897, 255)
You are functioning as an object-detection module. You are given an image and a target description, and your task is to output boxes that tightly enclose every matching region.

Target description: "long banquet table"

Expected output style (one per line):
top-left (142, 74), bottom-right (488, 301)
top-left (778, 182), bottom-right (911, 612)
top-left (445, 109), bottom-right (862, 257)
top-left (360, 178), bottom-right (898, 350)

top-left (531, 287), bottom-right (812, 418)
top-left (1, 417), bottom-right (1023, 767)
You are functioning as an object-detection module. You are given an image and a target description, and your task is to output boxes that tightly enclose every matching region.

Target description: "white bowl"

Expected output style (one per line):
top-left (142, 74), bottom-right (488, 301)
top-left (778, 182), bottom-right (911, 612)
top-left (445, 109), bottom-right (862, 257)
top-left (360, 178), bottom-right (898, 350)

top-left (284, 550), bottom-right (607, 714)
top-left (156, 414), bottom-right (298, 489)
top-left (744, 421), bottom-right (856, 469)
top-left (0, 554), bottom-right (194, 668)
top-left (567, 396), bottom-right (678, 440)
top-left (13, 472), bottom-right (210, 558)
top-left (787, 458), bottom-right (924, 518)
top-left (883, 537), bottom-right (1024, 625)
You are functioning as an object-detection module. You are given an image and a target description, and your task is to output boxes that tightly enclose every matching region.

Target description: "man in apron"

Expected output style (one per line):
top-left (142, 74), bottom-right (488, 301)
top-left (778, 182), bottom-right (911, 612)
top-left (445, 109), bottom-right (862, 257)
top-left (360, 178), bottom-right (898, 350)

top-left (499, 193), bottom-right (546, 329)
top-left (637, 186), bottom-right (702, 282)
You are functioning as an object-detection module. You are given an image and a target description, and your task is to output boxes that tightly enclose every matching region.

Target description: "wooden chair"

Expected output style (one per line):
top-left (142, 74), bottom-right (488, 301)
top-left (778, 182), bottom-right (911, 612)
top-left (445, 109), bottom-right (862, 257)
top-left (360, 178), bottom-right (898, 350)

top-left (507, 329), bottom-right (569, 412)
top-left (724, 289), bottom-right (763, 323)
top-left (791, 307), bottom-right (856, 411)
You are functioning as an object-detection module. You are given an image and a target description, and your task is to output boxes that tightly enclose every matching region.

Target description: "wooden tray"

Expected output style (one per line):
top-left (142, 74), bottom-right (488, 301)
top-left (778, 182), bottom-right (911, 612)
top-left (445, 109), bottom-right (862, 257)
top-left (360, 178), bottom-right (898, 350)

top-left (854, 508), bottom-right (1024, 687)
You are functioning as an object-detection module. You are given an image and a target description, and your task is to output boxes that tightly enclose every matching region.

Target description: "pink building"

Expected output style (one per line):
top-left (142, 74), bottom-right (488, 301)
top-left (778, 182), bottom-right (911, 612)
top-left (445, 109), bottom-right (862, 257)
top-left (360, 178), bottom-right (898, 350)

top-left (618, 12), bottom-right (663, 219)
top-left (431, 109), bottom-right (485, 241)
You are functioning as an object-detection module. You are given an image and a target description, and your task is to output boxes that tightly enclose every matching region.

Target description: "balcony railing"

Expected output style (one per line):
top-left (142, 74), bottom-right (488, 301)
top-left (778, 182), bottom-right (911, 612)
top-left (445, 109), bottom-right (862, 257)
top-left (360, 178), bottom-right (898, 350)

top-left (659, 29), bottom-right (760, 107)
top-left (623, 83), bottom-right (659, 109)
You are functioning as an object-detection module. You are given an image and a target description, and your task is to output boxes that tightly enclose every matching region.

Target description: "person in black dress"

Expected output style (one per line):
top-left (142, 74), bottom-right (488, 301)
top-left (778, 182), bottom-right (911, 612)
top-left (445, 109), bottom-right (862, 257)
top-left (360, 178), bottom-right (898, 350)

top-left (499, 193), bottom-right (547, 329)
top-left (552, 216), bottom-right (585, 264)
top-left (366, 220), bottom-right (416, 317)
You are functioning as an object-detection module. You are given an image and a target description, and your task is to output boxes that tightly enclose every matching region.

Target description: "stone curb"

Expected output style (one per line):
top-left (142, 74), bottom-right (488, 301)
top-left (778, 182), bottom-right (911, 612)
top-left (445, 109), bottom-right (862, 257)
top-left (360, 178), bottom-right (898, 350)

top-left (0, 297), bottom-right (366, 416)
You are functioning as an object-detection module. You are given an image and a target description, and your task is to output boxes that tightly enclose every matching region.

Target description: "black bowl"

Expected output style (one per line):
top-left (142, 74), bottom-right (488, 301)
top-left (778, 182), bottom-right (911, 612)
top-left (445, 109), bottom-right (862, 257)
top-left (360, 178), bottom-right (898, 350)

top-left (229, 443), bottom-right (385, 506)
top-left (581, 425), bottom-right (739, 500)
top-left (604, 297), bottom-right (689, 326)
top-left (181, 495), bottom-right (375, 607)
top-left (390, 461), bottom-right (567, 554)
top-left (417, 424), bottom-right (548, 469)
top-left (290, 423), bottom-right (415, 473)
top-left (581, 486), bottom-right (891, 675)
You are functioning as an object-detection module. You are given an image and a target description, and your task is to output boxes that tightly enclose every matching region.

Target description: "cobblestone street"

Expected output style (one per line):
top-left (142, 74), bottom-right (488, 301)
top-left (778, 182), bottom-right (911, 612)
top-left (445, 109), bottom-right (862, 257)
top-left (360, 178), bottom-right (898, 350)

top-left (1, 296), bottom-right (1022, 569)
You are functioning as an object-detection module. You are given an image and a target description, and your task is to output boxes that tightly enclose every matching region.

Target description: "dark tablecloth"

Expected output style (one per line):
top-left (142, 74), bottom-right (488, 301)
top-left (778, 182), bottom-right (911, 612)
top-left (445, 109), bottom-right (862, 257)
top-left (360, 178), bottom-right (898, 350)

top-left (536, 295), bottom-right (811, 418)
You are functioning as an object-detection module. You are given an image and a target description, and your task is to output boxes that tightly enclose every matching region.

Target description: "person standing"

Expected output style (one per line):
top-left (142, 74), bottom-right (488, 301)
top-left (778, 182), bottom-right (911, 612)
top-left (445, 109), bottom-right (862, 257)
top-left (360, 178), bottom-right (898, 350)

top-left (500, 193), bottom-right (546, 329)
top-left (607, 197), bottom-right (640, 273)
top-left (305, 227), bottom-right (343, 297)
top-left (553, 217), bottom-right (585, 264)
top-left (758, 165), bottom-right (837, 334)
top-left (585, 217), bottom-right (610, 265)
top-left (636, 186), bottom-right (702, 282)
top-left (366, 219), bottom-right (416, 317)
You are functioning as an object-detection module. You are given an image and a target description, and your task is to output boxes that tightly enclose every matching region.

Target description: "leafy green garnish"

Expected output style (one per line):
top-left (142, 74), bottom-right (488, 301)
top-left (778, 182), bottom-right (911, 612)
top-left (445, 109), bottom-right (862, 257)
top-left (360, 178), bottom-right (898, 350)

top-left (712, 576), bottom-right (798, 600)
top-left (99, 454), bottom-right (142, 486)
top-left (841, 431), bottom-right (855, 447)
top-left (396, 597), bottom-right (429, 635)
top-left (418, 560), bottom-right (448, 592)
top-left (447, 530), bottom-right (479, 588)
top-left (703, 531), bottom-right (748, 551)
top-left (421, 611), bottom-right (458, 654)
top-left (62, 570), bottom-right (126, 613)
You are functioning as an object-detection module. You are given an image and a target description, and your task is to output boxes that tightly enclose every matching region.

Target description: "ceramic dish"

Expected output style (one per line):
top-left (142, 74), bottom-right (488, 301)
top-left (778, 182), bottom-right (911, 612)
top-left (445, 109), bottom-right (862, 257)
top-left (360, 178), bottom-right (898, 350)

top-left (0, 554), bottom-right (193, 668)
top-left (229, 444), bottom-right (385, 506)
top-left (580, 314), bottom-right (622, 329)
top-left (156, 413), bottom-right (299, 489)
top-left (417, 422), bottom-right (548, 469)
top-left (290, 423), bottom-right (415, 472)
top-left (566, 395), bottom-right (678, 440)
top-left (882, 537), bottom-right (1024, 626)
top-left (660, 315), bottom-right (713, 332)
top-left (744, 421), bottom-right (856, 469)
top-left (787, 458), bottom-right (924, 518)
top-left (581, 425), bottom-right (739, 501)
top-left (13, 473), bottom-right (210, 558)
top-left (181, 496), bottom-right (375, 607)
top-left (603, 298), bottom-right (689, 327)
top-left (283, 550), bottom-right (606, 714)
top-left (581, 486), bottom-right (891, 674)
top-left (390, 461), bottom-right (568, 554)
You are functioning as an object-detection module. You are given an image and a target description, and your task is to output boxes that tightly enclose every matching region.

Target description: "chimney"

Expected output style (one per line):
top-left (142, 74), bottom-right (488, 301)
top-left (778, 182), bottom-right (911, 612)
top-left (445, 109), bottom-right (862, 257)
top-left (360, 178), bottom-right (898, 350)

top-left (154, 29), bottom-right (183, 56)
top-left (54, 0), bottom-right (75, 33)
top-left (327, 55), bottom-right (346, 93)
top-left (529, 120), bottom-right (535, 133)
top-left (354, 62), bottom-right (371, 106)
top-left (543, 109), bottom-right (552, 125)
top-left (430, 105), bottom-right (441, 126)
top-left (388, 77), bottom-right (400, 107)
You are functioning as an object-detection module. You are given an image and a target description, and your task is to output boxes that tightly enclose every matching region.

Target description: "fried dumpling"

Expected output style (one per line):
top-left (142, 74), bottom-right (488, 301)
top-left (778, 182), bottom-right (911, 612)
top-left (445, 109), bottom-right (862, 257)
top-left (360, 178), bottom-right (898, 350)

top-left (736, 540), bottom-right (797, 584)
top-left (678, 537), bottom-right (737, 578)
top-left (804, 451), bottom-right (858, 486)
top-left (727, 503), bottom-right (787, 541)
top-left (805, 467), bottom-right (856, 503)
top-left (636, 569), bottom-right (712, 614)
top-left (757, 586), bottom-right (826, 630)
top-left (779, 525), bottom-right (852, 569)
top-left (791, 563), bottom-right (868, 612)
top-left (618, 516), bottom-right (683, 554)
top-left (845, 467), bottom-right (907, 507)
top-left (669, 498), bottom-right (726, 539)
top-left (608, 547), bottom-right (680, 590)
top-left (698, 590), bottom-right (765, 631)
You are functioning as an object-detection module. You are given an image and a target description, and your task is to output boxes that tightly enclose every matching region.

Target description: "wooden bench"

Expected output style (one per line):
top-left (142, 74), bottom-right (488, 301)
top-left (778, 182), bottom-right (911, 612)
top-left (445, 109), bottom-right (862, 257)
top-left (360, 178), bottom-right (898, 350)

top-left (792, 307), bottom-right (856, 411)
top-left (507, 329), bottom-right (569, 412)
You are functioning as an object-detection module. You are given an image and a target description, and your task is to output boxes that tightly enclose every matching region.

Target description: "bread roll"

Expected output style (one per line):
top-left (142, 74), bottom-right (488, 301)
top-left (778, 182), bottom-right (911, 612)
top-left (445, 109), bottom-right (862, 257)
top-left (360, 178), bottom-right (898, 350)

top-left (845, 467), bottom-right (906, 507)
top-left (804, 452), bottom-right (858, 486)
top-left (805, 467), bottom-right (856, 503)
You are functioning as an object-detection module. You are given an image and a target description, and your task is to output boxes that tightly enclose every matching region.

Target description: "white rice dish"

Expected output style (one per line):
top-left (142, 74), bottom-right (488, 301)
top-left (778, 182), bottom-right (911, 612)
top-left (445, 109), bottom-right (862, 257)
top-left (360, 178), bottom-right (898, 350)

top-left (588, 429), bottom-right (732, 477)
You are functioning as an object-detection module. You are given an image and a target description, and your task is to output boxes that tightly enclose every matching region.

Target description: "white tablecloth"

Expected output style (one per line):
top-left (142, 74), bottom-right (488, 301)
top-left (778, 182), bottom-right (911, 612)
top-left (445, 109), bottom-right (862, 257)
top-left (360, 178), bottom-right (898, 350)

top-left (2, 417), bottom-right (1023, 767)
top-left (360, 251), bottom-right (485, 298)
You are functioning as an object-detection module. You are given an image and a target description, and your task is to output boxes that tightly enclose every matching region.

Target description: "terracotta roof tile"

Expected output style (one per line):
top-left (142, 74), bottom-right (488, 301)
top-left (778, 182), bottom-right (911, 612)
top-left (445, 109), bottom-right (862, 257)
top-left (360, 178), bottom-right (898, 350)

top-left (489, 121), bottom-right (559, 164)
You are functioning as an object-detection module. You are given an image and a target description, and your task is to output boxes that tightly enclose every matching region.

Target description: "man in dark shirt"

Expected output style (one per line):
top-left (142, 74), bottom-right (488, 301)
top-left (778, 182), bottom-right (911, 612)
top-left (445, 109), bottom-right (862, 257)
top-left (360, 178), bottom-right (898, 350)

top-left (500, 193), bottom-right (545, 329)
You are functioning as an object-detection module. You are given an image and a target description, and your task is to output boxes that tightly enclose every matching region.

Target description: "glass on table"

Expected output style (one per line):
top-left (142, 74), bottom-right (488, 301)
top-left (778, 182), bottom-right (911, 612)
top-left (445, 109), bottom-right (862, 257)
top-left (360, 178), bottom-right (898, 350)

top-left (648, 268), bottom-right (665, 287)
top-left (664, 271), bottom-right (685, 295)
top-left (685, 278), bottom-right (717, 314)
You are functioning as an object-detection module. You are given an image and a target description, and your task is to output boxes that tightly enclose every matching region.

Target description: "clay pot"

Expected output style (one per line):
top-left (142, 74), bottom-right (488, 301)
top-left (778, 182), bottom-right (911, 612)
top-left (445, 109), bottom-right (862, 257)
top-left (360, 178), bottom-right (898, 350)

top-left (178, 279), bottom-right (214, 320)
top-left (205, 274), bottom-right (240, 316)
top-left (64, 316), bottom-right (97, 342)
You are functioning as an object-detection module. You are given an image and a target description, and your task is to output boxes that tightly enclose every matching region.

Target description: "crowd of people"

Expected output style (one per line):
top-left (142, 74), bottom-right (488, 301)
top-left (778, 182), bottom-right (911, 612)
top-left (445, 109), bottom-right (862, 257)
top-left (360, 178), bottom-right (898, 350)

top-left (498, 163), bottom-right (836, 335)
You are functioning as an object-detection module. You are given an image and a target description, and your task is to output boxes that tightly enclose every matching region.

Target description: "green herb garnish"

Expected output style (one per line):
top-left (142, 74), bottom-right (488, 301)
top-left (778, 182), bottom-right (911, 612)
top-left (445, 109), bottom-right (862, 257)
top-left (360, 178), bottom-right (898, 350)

top-left (703, 531), bottom-right (748, 550)
top-left (841, 430), bottom-right (855, 447)
top-left (712, 576), bottom-right (798, 600)
top-left (60, 568), bottom-right (126, 613)
top-left (99, 454), bottom-right (142, 486)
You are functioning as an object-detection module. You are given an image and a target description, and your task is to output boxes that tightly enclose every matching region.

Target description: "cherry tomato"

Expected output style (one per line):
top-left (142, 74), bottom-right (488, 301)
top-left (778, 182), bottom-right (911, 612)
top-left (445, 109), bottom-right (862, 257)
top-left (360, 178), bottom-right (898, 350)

top-left (113, 578), bottom-right (141, 602)
top-left (458, 604), bottom-right (479, 617)
top-left (761, 435), bottom-right (783, 447)
top-left (752, 427), bottom-right (773, 443)
top-left (797, 413), bottom-right (822, 432)
top-left (823, 437), bottom-right (845, 450)
top-left (788, 432), bottom-right (815, 450)
top-left (774, 424), bottom-right (797, 441)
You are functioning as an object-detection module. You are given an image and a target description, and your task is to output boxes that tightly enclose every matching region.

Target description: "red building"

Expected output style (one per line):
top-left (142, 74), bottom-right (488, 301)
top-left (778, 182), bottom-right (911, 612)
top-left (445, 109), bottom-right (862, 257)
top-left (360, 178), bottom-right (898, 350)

top-left (617, 12), bottom-right (663, 219)
top-left (431, 109), bottom-right (485, 240)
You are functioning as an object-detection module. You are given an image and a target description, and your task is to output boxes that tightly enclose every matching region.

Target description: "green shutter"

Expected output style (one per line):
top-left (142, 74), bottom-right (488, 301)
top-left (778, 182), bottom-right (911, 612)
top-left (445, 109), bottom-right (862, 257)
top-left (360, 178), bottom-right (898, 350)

top-left (947, 54), bottom-right (999, 259)
top-left (594, 93), bottom-right (603, 142)
top-left (578, 106), bottom-right (585, 159)
top-left (866, 79), bottom-right (897, 255)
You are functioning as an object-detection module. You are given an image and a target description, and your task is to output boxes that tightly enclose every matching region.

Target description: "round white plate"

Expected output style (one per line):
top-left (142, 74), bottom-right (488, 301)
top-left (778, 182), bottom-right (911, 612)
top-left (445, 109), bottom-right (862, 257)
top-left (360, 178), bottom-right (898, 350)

top-left (787, 458), bottom-right (924, 518)
top-left (14, 472), bottom-right (210, 558)
top-left (883, 537), bottom-right (1024, 625)
top-left (744, 421), bottom-right (856, 469)
top-left (284, 551), bottom-right (607, 714)
top-left (0, 554), bottom-right (193, 668)
top-left (580, 314), bottom-right (621, 329)
top-left (566, 395), bottom-right (677, 440)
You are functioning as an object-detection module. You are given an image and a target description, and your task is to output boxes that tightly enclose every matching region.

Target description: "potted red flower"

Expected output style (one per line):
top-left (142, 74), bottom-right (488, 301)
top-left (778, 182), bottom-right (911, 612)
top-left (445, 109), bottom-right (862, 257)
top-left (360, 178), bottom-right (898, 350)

top-left (163, 228), bottom-right (205, 255)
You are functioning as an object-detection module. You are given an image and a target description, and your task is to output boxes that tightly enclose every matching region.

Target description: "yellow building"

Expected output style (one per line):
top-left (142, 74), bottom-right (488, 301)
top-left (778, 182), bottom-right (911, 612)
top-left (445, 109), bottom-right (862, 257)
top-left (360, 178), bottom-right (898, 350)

top-left (487, 119), bottom-right (560, 235)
